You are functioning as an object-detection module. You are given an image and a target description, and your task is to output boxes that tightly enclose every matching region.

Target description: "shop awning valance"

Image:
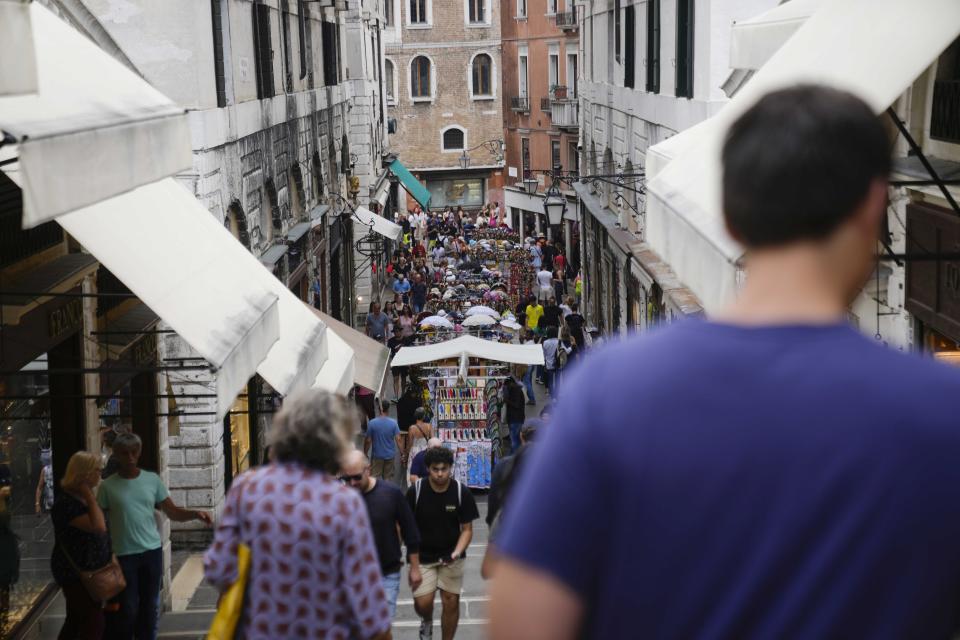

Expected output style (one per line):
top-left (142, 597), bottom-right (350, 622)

top-left (354, 205), bottom-right (403, 241)
top-left (310, 307), bottom-right (390, 393)
top-left (313, 330), bottom-right (356, 396)
top-left (388, 159), bottom-right (432, 209)
top-left (57, 178), bottom-right (280, 419)
top-left (646, 0), bottom-right (960, 312)
top-left (0, 0), bottom-right (37, 96)
top-left (391, 335), bottom-right (545, 368)
top-left (729, 0), bottom-right (822, 71)
top-left (0, 2), bottom-right (191, 228)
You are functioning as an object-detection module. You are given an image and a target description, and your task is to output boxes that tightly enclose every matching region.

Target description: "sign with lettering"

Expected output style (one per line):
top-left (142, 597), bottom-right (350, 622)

top-left (48, 298), bottom-right (82, 339)
top-left (905, 202), bottom-right (960, 341)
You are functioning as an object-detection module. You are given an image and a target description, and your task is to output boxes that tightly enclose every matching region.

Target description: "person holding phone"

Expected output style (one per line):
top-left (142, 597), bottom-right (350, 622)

top-left (406, 447), bottom-right (479, 640)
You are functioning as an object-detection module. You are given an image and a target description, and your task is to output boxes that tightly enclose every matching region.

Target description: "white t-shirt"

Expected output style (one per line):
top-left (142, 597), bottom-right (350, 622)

top-left (537, 269), bottom-right (554, 290)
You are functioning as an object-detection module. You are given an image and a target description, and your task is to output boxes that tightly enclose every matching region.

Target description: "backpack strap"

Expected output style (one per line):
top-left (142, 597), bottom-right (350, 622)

top-left (415, 478), bottom-right (422, 508)
top-left (456, 480), bottom-right (461, 508)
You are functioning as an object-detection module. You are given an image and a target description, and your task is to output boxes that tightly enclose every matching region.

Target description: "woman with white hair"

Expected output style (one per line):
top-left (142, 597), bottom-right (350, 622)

top-left (204, 391), bottom-right (391, 640)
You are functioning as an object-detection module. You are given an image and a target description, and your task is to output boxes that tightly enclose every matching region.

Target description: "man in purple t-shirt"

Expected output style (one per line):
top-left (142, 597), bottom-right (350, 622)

top-left (490, 85), bottom-right (960, 639)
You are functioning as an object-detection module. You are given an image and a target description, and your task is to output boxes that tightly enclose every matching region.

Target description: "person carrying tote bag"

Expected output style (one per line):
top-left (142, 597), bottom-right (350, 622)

top-left (51, 451), bottom-right (124, 640)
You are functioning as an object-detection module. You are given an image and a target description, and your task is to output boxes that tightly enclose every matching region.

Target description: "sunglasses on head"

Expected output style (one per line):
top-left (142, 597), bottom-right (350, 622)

top-left (340, 473), bottom-right (364, 483)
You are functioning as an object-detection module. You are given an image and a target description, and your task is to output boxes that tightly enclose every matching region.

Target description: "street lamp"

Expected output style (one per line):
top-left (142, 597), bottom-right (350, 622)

top-left (542, 180), bottom-right (566, 226)
top-left (522, 176), bottom-right (538, 194)
top-left (459, 151), bottom-right (469, 170)
top-left (457, 139), bottom-right (504, 170)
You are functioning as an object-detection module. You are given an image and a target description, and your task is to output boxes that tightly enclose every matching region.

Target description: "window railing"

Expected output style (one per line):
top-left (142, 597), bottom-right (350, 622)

top-left (931, 80), bottom-right (960, 144)
top-left (555, 7), bottom-right (577, 29)
top-left (540, 97), bottom-right (552, 112)
top-left (511, 96), bottom-right (530, 112)
top-left (550, 85), bottom-right (574, 101)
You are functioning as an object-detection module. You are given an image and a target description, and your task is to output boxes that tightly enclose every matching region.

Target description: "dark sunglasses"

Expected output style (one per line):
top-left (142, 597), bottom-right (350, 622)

top-left (340, 473), bottom-right (363, 483)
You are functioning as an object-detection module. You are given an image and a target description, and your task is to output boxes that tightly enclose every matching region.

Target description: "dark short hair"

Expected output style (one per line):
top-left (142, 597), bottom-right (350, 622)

top-left (424, 446), bottom-right (454, 468)
top-left (722, 85), bottom-right (890, 248)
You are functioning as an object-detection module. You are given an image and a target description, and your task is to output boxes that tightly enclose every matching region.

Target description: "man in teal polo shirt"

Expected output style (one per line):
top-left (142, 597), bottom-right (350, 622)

top-left (98, 433), bottom-right (211, 639)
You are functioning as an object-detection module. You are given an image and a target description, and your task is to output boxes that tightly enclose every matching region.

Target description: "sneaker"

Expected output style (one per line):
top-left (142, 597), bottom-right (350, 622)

top-left (419, 619), bottom-right (433, 640)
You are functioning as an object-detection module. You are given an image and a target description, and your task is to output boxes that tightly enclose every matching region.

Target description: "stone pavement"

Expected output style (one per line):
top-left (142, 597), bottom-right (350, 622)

top-left (29, 376), bottom-right (552, 639)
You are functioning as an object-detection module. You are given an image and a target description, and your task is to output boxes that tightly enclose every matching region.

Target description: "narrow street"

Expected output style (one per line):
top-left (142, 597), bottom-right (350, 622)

top-left (29, 379), bottom-right (553, 640)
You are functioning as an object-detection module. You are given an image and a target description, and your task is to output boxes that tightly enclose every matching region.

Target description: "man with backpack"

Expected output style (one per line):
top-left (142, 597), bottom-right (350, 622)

top-left (406, 447), bottom-right (479, 640)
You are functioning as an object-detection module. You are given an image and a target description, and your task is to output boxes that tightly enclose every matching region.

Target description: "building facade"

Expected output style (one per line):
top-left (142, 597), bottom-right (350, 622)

top-left (83, 0), bottom-right (389, 546)
top-left (501, 0), bottom-right (580, 247)
top-left (575, 0), bottom-right (774, 334)
top-left (384, 0), bottom-right (506, 210)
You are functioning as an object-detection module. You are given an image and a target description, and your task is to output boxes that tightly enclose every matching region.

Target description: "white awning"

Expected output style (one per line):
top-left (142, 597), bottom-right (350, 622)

top-left (646, 0), bottom-right (960, 312)
top-left (354, 205), bottom-right (402, 241)
top-left (0, 1), bottom-right (37, 96)
top-left (391, 335), bottom-right (545, 368)
top-left (729, 0), bottom-right (823, 71)
top-left (310, 307), bottom-right (390, 393)
top-left (0, 2), bottom-right (191, 228)
top-left (313, 330), bottom-right (356, 396)
top-left (56, 179), bottom-right (280, 418)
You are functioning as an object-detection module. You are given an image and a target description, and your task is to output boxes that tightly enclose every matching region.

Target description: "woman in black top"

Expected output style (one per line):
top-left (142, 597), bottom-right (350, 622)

top-left (51, 451), bottom-right (111, 640)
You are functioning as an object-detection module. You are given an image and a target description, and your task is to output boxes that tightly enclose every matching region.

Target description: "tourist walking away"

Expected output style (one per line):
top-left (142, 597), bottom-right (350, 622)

top-left (520, 330), bottom-right (539, 404)
top-left (98, 433), bottom-right (211, 640)
top-left (405, 408), bottom-right (433, 482)
top-left (490, 85), bottom-right (960, 639)
top-left (365, 401), bottom-right (403, 482)
top-left (341, 449), bottom-right (423, 620)
top-left (409, 438), bottom-right (443, 485)
top-left (51, 451), bottom-right (111, 640)
top-left (536, 267), bottom-right (553, 302)
top-left (540, 327), bottom-right (570, 397)
top-left (205, 391), bottom-right (392, 640)
top-left (502, 374), bottom-right (526, 453)
top-left (407, 447), bottom-right (479, 640)
top-left (482, 420), bottom-right (540, 580)
top-left (563, 303), bottom-right (586, 353)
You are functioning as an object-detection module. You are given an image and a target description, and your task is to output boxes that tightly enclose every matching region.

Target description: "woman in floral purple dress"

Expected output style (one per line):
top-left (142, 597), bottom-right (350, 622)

top-left (204, 391), bottom-right (392, 640)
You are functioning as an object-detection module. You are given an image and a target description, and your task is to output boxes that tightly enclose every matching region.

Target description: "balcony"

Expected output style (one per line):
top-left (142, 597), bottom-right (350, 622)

top-left (931, 80), bottom-right (960, 144)
top-left (540, 97), bottom-right (552, 113)
top-left (511, 96), bottom-right (530, 113)
top-left (555, 7), bottom-right (577, 30)
top-left (551, 99), bottom-right (579, 130)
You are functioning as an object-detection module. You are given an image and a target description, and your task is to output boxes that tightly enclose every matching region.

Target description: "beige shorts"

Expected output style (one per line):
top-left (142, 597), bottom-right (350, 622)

top-left (413, 559), bottom-right (465, 598)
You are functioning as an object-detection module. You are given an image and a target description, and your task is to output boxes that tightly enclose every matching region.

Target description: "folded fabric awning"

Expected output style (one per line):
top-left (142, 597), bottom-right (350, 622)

top-left (0, 2), bottom-right (191, 228)
top-left (391, 335), bottom-right (545, 368)
top-left (388, 159), bottom-right (431, 209)
top-left (57, 179), bottom-right (280, 418)
top-left (0, 0), bottom-right (37, 95)
top-left (309, 307), bottom-right (389, 393)
top-left (313, 330), bottom-right (356, 396)
top-left (729, 0), bottom-right (822, 71)
top-left (646, 0), bottom-right (960, 312)
top-left (354, 205), bottom-right (403, 241)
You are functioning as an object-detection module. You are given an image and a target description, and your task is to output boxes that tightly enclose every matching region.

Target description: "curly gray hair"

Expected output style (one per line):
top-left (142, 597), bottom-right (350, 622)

top-left (267, 390), bottom-right (358, 472)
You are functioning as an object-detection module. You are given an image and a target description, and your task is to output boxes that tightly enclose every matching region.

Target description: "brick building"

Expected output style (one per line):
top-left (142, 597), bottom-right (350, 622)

top-left (501, 0), bottom-right (580, 250)
top-left (384, 0), bottom-right (506, 210)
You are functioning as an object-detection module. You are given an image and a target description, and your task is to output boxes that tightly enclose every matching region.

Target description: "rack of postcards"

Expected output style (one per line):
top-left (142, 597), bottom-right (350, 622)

top-left (425, 364), bottom-right (509, 489)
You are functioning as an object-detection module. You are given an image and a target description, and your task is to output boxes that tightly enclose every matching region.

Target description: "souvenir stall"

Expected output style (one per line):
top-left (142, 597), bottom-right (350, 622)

top-left (390, 336), bottom-right (544, 488)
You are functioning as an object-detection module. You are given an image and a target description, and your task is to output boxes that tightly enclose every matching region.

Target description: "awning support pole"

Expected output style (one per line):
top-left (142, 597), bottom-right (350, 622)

top-left (886, 107), bottom-right (960, 218)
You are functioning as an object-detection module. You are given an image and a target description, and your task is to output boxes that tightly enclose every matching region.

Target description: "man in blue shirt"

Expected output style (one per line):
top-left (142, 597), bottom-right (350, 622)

top-left (365, 401), bottom-right (402, 482)
top-left (490, 85), bottom-right (960, 639)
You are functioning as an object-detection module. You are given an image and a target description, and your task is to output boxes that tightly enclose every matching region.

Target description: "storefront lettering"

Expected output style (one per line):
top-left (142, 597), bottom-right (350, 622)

top-left (132, 333), bottom-right (157, 366)
top-left (48, 299), bottom-right (83, 339)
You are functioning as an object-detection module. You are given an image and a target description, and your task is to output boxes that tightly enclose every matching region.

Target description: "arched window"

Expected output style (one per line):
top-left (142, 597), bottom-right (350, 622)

top-left (443, 128), bottom-right (465, 151)
top-left (411, 56), bottom-right (431, 98)
top-left (471, 54), bottom-right (492, 97)
top-left (385, 59), bottom-right (395, 101)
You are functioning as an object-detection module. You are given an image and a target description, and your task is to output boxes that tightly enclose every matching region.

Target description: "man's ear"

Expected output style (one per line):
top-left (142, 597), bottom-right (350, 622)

top-left (853, 179), bottom-right (889, 238)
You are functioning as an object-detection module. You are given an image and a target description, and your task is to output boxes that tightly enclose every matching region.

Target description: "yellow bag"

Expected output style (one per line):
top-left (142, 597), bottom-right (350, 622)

top-left (206, 543), bottom-right (251, 640)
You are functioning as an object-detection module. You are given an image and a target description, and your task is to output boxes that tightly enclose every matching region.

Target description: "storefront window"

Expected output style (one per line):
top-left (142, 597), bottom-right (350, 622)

top-left (923, 327), bottom-right (960, 365)
top-left (426, 178), bottom-right (484, 209)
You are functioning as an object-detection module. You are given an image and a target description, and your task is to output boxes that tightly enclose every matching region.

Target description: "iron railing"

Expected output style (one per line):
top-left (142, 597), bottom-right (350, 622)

top-left (540, 97), bottom-right (552, 113)
top-left (931, 80), bottom-right (960, 144)
top-left (510, 96), bottom-right (530, 112)
top-left (555, 7), bottom-right (577, 29)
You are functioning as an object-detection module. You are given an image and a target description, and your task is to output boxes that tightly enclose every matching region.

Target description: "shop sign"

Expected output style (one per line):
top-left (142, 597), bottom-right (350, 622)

top-left (132, 333), bottom-right (158, 367)
top-left (48, 298), bottom-right (82, 339)
top-left (905, 202), bottom-right (960, 341)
